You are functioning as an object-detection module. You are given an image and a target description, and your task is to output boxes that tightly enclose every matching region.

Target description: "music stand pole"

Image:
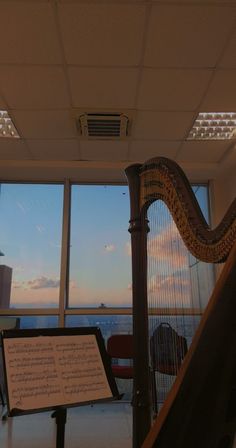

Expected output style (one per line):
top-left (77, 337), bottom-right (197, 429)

top-left (53, 408), bottom-right (67, 448)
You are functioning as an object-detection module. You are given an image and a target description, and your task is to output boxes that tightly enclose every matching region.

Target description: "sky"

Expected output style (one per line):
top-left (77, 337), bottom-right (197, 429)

top-left (0, 183), bottom-right (132, 308)
top-left (0, 182), bottom-right (212, 310)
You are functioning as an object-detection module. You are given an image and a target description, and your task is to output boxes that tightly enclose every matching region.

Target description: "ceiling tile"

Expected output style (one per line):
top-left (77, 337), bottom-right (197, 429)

top-left (219, 30), bottom-right (236, 68)
top-left (152, 0), bottom-right (236, 2)
top-left (137, 69), bottom-right (212, 111)
top-left (0, 96), bottom-right (7, 109)
top-left (60, 0), bottom-right (144, 2)
top-left (26, 139), bottom-right (80, 160)
top-left (0, 66), bottom-right (70, 109)
top-left (144, 5), bottom-right (236, 67)
top-left (58, 3), bottom-right (146, 65)
top-left (13, 110), bottom-right (78, 139)
top-left (0, 3), bottom-right (62, 64)
top-left (134, 111), bottom-right (194, 140)
top-left (68, 67), bottom-right (139, 109)
top-left (80, 140), bottom-right (129, 161)
top-left (0, 139), bottom-right (30, 160)
top-left (177, 140), bottom-right (230, 163)
top-left (220, 143), bottom-right (236, 170)
top-left (201, 70), bottom-right (236, 110)
top-left (0, 1), bottom-right (234, 182)
top-left (129, 140), bottom-right (180, 162)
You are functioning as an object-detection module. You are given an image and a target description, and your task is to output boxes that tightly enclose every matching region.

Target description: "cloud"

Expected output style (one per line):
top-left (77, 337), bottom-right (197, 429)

top-left (147, 222), bottom-right (189, 268)
top-left (148, 272), bottom-right (191, 306)
top-left (14, 265), bottom-right (25, 273)
top-left (69, 280), bottom-right (77, 289)
top-left (12, 280), bottom-right (22, 289)
top-left (11, 280), bottom-right (132, 307)
top-left (27, 276), bottom-right (60, 289)
top-left (49, 241), bottom-right (61, 249)
top-left (13, 276), bottom-right (60, 290)
top-left (124, 223), bottom-right (189, 268)
top-left (125, 241), bottom-right (131, 256)
top-left (149, 273), bottom-right (189, 294)
top-left (16, 201), bottom-right (27, 213)
top-left (36, 225), bottom-right (45, 234)
top-left (104, 244), bottom-right (115, 252)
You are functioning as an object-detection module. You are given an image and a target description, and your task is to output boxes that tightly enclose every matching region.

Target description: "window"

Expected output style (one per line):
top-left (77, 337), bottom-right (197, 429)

top-left (0, 181), bottom-right (212, 327)
top-left (0, 183), bottom-right (63, 308)
top-left (68, 185), bottom-right (132, 308)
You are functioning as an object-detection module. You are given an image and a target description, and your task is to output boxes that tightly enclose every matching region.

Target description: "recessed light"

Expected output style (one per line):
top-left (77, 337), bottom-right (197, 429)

top-left (187, 112), bottom-right (236, 140)
top-left (0, 110), bottom-right (20, 138)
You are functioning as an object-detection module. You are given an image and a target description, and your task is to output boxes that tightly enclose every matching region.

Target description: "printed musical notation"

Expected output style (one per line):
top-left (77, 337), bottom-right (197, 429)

top-left (3, 334), bottom-right (112, 412)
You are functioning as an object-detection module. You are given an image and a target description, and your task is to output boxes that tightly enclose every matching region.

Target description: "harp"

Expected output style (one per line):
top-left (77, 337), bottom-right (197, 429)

top-left (125, 157), bottom-right (236, 448)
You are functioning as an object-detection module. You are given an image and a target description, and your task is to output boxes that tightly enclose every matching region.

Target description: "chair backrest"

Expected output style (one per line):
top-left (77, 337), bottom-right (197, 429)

top-left (0, 316), bottom-right (20, 331)
top-left (150, 324), bottom-right (188, 375)
top-left (107, 334), bottom-right (133, 359)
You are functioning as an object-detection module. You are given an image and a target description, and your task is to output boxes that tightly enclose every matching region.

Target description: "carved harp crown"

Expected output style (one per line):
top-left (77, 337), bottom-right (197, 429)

top-left (127, 156), bottom-right (236, 263)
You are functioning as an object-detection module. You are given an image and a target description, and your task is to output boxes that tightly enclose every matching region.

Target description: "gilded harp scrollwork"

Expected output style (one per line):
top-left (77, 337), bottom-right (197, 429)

top-left (125, 157), bottom-right (236, 448)
top-left (140, 157), bottom-right (236, 263)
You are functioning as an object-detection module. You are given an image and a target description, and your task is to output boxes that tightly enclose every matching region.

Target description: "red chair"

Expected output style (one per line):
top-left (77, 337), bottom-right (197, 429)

top-left (107, 334), bottom-right (134, 379)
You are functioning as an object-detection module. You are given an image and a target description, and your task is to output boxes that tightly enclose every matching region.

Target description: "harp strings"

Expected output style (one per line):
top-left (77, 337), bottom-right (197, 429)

top-left (147, 201), bottom-right (180, 408)
top-left (146, 199), bottom-right (213, 413)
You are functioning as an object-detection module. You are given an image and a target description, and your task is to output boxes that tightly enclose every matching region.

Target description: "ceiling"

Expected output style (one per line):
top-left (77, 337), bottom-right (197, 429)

top-left (0, 0), bottom-right (236, 182)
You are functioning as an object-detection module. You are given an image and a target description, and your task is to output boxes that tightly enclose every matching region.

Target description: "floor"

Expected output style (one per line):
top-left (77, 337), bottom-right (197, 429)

top-left (0, 402), bottom-right (132, 448)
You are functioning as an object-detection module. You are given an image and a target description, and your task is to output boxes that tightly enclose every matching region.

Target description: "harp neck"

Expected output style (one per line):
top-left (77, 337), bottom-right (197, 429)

top-left (126, 157), bottom-right (236, 263)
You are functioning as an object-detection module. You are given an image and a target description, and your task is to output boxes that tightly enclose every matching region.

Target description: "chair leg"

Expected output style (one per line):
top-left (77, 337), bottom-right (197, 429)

top-left (0, 384), bottom-right (8, 420)
top-left (151, 369), bottom-right (158, 417)
top-left (0, 385), bottom-right (5, 406)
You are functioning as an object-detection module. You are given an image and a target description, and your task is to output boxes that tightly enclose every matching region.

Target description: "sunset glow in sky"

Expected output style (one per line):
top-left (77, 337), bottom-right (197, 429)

top-left (0, 183), bottom-right (211, 310)
top-left (0, 183), bottom-right (132, 308)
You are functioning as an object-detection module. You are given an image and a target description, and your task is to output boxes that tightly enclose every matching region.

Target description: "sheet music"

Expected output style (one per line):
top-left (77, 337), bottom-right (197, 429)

top-left (3, 334), bottom-right (112, 411)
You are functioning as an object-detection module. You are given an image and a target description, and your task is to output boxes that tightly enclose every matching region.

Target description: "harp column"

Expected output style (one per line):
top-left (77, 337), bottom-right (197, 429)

top-left (126, 165), bottom-right (152, 448)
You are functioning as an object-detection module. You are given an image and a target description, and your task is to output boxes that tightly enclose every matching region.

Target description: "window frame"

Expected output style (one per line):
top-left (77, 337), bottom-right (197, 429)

top-left (0, 180), bottom-right (211, 326)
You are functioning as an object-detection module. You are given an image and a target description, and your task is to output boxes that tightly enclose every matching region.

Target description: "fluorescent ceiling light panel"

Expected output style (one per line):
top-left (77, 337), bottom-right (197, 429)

top-left (187, 112), bottom-right (236, 140)
top-left (0, 110), bottom-right (20, 138)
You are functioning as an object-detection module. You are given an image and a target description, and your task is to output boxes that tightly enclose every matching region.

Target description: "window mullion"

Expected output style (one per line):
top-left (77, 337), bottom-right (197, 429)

top-left (58, 179), bottom-right (71, 327)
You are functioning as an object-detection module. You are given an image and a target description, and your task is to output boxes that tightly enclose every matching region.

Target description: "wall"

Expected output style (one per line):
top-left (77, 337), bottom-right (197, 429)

top-left (211, 166), bottom-right (236, 227)
top-left (211, 165), bottom-right (236, 279)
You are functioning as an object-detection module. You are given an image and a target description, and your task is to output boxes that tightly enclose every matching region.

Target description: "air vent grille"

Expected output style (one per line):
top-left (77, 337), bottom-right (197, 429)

top-left (78, 113), bottom-right (129, 139)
